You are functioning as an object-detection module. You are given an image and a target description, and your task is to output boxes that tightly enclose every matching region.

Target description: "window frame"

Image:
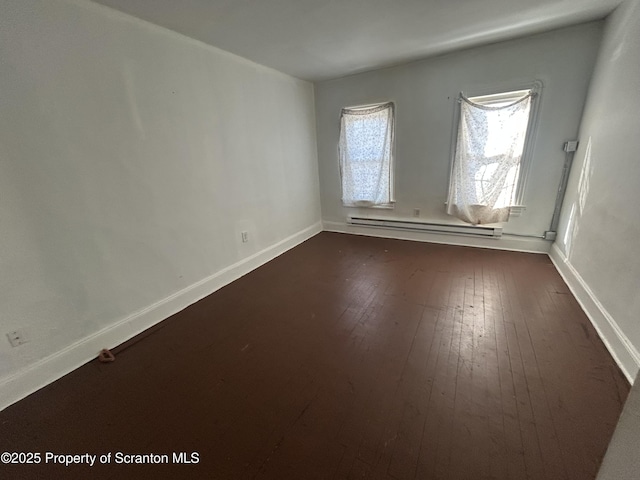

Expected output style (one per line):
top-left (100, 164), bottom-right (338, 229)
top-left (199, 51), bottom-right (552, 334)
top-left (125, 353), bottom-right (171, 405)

top-left (447, 80), bottom-right (542, 215)
top-left (339, 101), bottom-right (396, 209)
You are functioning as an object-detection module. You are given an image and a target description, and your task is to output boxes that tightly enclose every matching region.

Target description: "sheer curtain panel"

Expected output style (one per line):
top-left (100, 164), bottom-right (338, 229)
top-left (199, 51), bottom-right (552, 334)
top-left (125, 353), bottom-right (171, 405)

top-left (339, 102), bottom-right (394, 207)
top-left (447, 92), bottom-right (533, 224)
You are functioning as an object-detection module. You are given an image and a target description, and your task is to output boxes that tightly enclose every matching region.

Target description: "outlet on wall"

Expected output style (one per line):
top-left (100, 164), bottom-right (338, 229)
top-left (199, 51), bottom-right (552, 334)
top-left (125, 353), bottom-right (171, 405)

top-left (7, 330), bottom-right (28, 347)
top-left (413, 208), bottom-right (420, 217)
top-left (241, 231), bottom-right (249, 243)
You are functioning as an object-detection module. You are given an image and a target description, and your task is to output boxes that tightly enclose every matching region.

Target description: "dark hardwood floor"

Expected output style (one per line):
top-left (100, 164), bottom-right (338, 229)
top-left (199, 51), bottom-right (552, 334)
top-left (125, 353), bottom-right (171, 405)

top-left (0, 232), bottom-right (628, 479)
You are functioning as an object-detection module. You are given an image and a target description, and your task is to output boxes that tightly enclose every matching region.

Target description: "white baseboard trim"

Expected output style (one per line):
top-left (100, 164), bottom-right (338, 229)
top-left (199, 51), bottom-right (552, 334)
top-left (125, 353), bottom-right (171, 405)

top-left (323, 220), bottom-right (551, 254)
top-left (0, 222), bottom-right (322, 412)
top-left (549, 243), bottom-right (640, 384)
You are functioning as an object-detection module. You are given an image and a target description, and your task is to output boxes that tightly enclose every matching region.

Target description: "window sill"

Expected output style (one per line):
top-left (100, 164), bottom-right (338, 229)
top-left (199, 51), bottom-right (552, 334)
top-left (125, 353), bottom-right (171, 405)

top-left (343, 202), bottom-right (395, 210)
top-left (442, 203), bottom-right (526, 218)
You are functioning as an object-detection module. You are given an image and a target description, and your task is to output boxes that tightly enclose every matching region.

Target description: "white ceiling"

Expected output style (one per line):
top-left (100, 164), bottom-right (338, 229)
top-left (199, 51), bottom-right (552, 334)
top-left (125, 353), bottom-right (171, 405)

top-left (91, 0), bottom-right (622, 81)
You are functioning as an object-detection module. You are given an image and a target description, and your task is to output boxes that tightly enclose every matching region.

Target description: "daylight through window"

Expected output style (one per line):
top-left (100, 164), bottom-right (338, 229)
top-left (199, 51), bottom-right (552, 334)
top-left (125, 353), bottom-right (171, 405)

top-left (339, 102), bottom-right (394, 207)
top-left (447, 89), bottom-right (535, 224)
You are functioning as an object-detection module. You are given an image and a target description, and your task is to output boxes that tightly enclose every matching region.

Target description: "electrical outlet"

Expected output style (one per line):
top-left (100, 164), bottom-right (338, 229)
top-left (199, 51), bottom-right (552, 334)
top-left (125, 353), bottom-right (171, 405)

top-left (241, 231), bottom-right (249, 243)
top-left (7, 330), bottom-right (28, 347)
top-left (413, 208), bottom-right (420, 217)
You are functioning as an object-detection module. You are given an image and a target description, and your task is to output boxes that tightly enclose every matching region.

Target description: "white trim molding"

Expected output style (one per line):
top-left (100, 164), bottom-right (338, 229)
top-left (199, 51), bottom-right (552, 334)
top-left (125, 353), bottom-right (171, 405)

top-left (549, 243), bottom-right (640, 384)
top-left (323, 220), bottom-right (551, 254)
top-left (0, 222), bottom-right (322, 412)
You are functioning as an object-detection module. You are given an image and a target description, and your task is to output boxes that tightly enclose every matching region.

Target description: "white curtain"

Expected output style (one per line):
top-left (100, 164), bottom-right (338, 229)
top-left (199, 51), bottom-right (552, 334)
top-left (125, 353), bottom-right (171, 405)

top-left (447, 93), bottom-right (532, 225)
top-left (339, 102), bottom-right (394, 206)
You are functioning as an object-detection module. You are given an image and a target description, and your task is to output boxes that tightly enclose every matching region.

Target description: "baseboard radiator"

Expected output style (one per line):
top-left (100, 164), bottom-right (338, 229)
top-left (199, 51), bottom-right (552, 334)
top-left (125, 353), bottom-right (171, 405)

top-left (347, 216), bottom-right (503, 238)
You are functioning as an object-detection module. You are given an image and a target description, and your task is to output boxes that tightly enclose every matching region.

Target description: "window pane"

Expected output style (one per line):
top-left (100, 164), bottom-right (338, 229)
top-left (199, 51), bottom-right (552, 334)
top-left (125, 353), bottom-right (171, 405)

top-left (447, 91), bottom-right (533, 224)
top-left (339, 103), bottom-right (394, 206)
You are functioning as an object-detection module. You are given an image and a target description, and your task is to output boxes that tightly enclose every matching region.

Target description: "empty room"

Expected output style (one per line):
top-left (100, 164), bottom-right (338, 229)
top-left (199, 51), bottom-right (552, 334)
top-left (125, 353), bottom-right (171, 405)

top-left (1, 0), bottom-right (639, 479)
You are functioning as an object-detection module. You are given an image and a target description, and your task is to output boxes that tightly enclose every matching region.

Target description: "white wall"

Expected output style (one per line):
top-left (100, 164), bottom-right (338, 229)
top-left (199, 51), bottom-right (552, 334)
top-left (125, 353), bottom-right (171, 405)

top-left (315, 23), bottom-right (603, 252)
top-left (552, 0), bottom-right (640, 382)
top-left (0, 0), bottom-right (321, 409)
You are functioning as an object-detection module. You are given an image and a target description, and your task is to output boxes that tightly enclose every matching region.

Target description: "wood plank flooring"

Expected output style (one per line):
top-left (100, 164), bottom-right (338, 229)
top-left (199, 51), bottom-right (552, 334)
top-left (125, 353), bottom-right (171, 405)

top-left (0, 232), bottom-right (629, 479)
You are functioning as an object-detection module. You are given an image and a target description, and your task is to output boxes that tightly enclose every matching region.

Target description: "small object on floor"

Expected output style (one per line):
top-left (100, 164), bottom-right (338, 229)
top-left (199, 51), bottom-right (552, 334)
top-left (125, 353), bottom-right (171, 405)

top-left (98, 348), bottom-right (115, 363)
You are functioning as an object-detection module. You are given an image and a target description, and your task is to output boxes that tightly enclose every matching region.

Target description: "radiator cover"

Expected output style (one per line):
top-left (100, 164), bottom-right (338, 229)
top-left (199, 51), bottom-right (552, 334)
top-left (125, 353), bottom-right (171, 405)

top-left (347, 216), bottom-right (503, 238)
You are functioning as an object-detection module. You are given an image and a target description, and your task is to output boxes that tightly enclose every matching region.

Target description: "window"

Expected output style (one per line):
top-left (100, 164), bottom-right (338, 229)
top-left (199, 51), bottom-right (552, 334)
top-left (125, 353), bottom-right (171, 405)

top-left (447, 87), bottom-right (538, 224)
top-left (339, 102), bottom-right (395, 207)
